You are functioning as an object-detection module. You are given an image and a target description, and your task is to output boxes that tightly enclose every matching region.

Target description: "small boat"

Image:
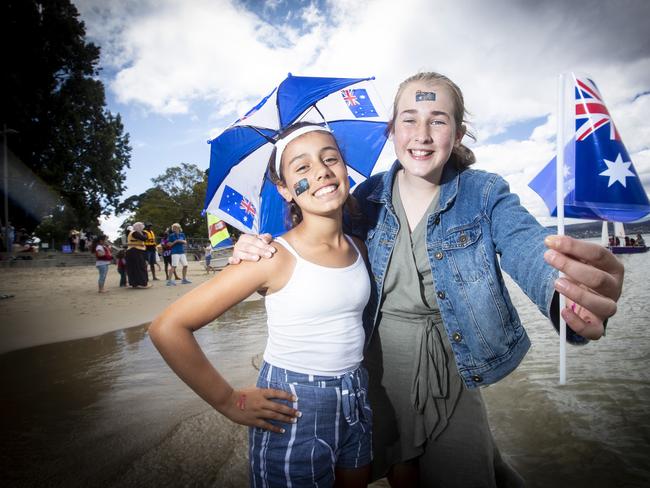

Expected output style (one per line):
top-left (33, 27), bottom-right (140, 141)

top-left (608, 245), bottom-right (648, 254)
top-left (602, 221), bottom-right (647, 254)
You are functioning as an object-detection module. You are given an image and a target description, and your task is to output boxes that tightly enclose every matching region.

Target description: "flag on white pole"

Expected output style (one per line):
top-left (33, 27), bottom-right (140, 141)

top-left (530, 72), bottom-right (650, 384)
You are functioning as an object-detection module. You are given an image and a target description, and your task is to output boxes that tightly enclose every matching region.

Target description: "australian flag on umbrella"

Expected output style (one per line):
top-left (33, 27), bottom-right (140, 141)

top-left (218, 185), bottom-right (257, 230)
top-left (341, 88), bottom-right (378, 118)
top-left (529, 75), bottom-right (650, 222)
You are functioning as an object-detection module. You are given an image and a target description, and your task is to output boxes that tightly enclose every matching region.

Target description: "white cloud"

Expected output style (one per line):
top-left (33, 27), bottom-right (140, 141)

top-left (76, 0), bottom-right (650, 222)
top-left (99, 212), bottom-right (129, 241)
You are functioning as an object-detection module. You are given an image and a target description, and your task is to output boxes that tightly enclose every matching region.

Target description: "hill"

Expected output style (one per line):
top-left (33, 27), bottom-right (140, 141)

top-left (546, 220), bottom-right (650, 239)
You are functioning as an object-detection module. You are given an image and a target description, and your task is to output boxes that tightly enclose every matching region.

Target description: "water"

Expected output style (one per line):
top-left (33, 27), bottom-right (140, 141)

top-left (1, 253), bottom-right (649, 487)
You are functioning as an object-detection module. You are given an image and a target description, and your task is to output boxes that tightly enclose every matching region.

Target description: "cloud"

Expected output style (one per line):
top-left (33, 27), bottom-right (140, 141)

top-left (76, 0), bottom-right (650, 221)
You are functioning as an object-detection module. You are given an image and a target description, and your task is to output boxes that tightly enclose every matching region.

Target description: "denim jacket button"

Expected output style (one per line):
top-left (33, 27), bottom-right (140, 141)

top-left (434, 216), bottom-right (440, 225)
top-left (434, 251), bottom-right (443, 260)
top-left (472, 375), bottom-right (483, 383)
top-left (436, 291), bottom-right (445, 299)
top-left (452, 332), bottom-right (462, 342)
top-left (459, 234), bottom-right (467, 244)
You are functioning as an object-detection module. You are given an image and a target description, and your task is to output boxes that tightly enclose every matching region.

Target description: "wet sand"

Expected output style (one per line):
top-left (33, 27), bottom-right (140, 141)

top-left (2, 253), bottom-right (649, 487)
top-left (0, 260), bottom-right (260, 355)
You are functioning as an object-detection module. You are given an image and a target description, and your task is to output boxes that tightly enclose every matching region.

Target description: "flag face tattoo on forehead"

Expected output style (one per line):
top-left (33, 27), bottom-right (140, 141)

top-left (415, 90), bottom-right (436, 102)
top-left (293, 178), bottom-right (310, 196)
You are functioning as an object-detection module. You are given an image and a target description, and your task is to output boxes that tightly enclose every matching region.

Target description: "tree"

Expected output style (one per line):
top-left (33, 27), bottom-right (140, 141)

top-left (120, 163), bottom-right (208, 238)
top-left (1, 0), bottom-right (131, 240)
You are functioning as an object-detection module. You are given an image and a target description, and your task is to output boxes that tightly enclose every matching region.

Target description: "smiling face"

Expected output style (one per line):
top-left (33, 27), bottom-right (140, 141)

top-left (392, 81), bottom-right (465, 183)
top-left (276, 130), bottom-right (350, 218)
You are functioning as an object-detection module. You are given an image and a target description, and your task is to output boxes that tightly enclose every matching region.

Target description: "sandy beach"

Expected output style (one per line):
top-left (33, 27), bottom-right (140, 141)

top-left (2, 255), bottom-right (648, 487)
top-left (1, 260), bottom-right (393, 487)
top-left (0, 259), bottom-right (260, 355)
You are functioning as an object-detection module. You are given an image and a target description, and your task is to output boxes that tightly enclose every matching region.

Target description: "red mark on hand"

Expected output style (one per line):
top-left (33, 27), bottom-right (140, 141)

top-left (236, 394), bottom-right (247, 410)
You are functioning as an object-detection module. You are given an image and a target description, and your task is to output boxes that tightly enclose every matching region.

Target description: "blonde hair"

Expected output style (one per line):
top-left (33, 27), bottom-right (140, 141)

top-left (171, 223), bottom-right (182, 232)
top-left (388, 72), bottom-right (476, 169)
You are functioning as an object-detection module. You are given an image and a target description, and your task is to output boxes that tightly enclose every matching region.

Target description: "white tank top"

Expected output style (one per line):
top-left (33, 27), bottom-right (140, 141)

top-left (263, 235), bottom-right (370, 376)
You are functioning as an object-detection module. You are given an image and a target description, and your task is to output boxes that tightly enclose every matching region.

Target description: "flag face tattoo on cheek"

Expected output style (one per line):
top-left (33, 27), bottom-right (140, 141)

top-left (293, 178), bottom-right (310, 197)
top-left (415, 90), bottom-right (436, 102)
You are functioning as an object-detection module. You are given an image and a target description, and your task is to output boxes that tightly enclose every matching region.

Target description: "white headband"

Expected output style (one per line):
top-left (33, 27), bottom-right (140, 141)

top-left (274, 125), bottom-right (332, 176)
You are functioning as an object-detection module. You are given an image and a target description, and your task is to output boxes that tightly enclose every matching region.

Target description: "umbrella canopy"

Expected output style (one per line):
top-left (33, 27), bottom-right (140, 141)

top-left (204, 74), bottom-right (393, 236)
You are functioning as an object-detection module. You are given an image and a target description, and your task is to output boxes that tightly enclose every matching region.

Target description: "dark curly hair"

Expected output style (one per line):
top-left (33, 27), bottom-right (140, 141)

top-left (267, 122), bottom-right (360, 228)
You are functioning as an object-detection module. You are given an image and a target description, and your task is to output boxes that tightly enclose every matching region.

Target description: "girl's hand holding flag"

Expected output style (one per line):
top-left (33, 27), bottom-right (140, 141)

top-left (544, 234), bottom-right (624, 340)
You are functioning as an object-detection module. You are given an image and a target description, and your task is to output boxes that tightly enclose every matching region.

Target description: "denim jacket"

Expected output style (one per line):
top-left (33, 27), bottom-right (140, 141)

top-left (349, 161), bottom-right (586, 389)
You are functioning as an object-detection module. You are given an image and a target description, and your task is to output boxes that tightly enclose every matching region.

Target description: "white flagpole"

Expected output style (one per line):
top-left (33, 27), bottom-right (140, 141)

top-left (556, 73), bottom-right (567, 385)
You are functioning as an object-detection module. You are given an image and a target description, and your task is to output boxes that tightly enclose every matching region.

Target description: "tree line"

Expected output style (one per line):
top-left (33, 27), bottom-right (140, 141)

top-left (1, 1), bottom-right (228, 247)
top-left (118, 162), bottom-right (238, 241)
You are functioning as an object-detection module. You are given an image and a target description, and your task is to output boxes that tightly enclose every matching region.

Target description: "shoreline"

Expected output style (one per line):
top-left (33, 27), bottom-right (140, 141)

top-left (0, 260), bottom-right (261, 355)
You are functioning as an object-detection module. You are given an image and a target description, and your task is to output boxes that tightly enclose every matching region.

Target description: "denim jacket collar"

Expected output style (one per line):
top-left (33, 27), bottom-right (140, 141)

top-left (367, 160), bottom-right (462, 214)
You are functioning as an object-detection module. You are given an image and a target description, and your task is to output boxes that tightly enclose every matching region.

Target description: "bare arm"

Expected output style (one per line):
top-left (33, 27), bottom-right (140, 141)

top-left (544, 235), bottom-right (624, 340)
top-left (149, 259), bottom-right (299, 432)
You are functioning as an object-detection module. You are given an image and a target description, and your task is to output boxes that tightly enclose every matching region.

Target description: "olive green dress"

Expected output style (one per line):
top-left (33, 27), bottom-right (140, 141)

top-left (365, 176), bottom-right (524, 487)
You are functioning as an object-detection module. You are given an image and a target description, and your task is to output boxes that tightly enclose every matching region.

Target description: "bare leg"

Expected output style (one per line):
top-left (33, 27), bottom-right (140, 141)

top-left (334, 465), bottom-right (371, 488)
top-left (182, 265), bottom-right (188, 280)
top-left (387, 460), bottom-right (419, 488)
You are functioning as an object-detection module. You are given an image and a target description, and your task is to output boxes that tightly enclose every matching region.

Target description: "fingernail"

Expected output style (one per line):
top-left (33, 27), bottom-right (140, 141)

top-left (571, 303), bottom-right (576, 312)
top-left (264, 252), bottom-right (272, 258)
top-left (280, 428), bottom-right (286, 434)
top-left (545, 235), bottom-right (559, 247)
top-left (291, 395), bottom-right (298, 402)
top-left (555, 278), bottom-right (568, 291)
top-left (295, 411), bottom-right (302, 418)
top-left (291, 418), bottom-right (297, 423)
top-left (544, 249), bottom-right (558, 263)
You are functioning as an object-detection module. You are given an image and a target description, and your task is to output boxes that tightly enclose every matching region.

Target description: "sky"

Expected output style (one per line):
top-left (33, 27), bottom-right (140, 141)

top-left (73, 0), bottom-right (650, 239)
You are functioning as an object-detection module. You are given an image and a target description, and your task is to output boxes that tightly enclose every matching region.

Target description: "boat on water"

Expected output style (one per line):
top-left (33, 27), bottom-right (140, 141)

top-left (602, 221), bottom-right (648, 254)
top-left (608, 245), bottom-right (648, 254)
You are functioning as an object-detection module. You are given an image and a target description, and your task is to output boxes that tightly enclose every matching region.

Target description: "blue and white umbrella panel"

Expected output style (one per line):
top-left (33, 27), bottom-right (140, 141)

top-left (204, 74), bottom-right (394, 236)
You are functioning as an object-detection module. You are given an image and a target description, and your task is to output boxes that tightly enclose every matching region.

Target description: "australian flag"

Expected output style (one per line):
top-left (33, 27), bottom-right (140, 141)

top-left (529, 76), bottom-right (650, 222)
top-left (341, 88), bottom-right (378, 118)
top-left (218, 185), bottom-right (257, 229)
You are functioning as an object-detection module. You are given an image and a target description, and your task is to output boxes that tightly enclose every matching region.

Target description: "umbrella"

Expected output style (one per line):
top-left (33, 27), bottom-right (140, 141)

top-left (203, 74), bottom-right (393, 236)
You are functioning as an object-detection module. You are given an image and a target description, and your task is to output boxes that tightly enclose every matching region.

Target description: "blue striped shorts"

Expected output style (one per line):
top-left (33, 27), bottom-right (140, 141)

top-left (249, 361), bottom-right (373, 487)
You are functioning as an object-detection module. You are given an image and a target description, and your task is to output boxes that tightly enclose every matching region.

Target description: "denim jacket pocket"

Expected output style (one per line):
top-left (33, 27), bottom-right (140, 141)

top-left (441, 222), bottom-right (488, 283)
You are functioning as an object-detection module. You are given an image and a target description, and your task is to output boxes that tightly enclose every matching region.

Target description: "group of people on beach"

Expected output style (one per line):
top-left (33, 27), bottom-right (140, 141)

top-left (91, 221), bottom-right (193, 293)
top-left (151, 72), bottom-right (624, 487)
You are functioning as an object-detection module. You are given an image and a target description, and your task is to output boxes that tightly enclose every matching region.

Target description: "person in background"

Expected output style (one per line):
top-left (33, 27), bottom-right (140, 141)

top-left (204, 243), bottom-right (213, 271)
top-left (121, 226), bottom-right (131, 248)
top-left (116, 249), bottom-right (128, 287)
top-left (69, 230), bottom-right (79, 253)
top-left (160, 231), bottom-right (180, 282)
top-left (126, 222), bottom-right (151, 289)
top-left (167, 223), bottom-right (191, 285)
top-left (635, 233), bottom-right (645, 247)
top-left (1, 222), bottom-right (15, 252)
top-left (143, 222), bottom-right (159, 281)
top-left (79, 230), bottom-right (87, 253)
top-left (91, 235), bottom-right (112, 293)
